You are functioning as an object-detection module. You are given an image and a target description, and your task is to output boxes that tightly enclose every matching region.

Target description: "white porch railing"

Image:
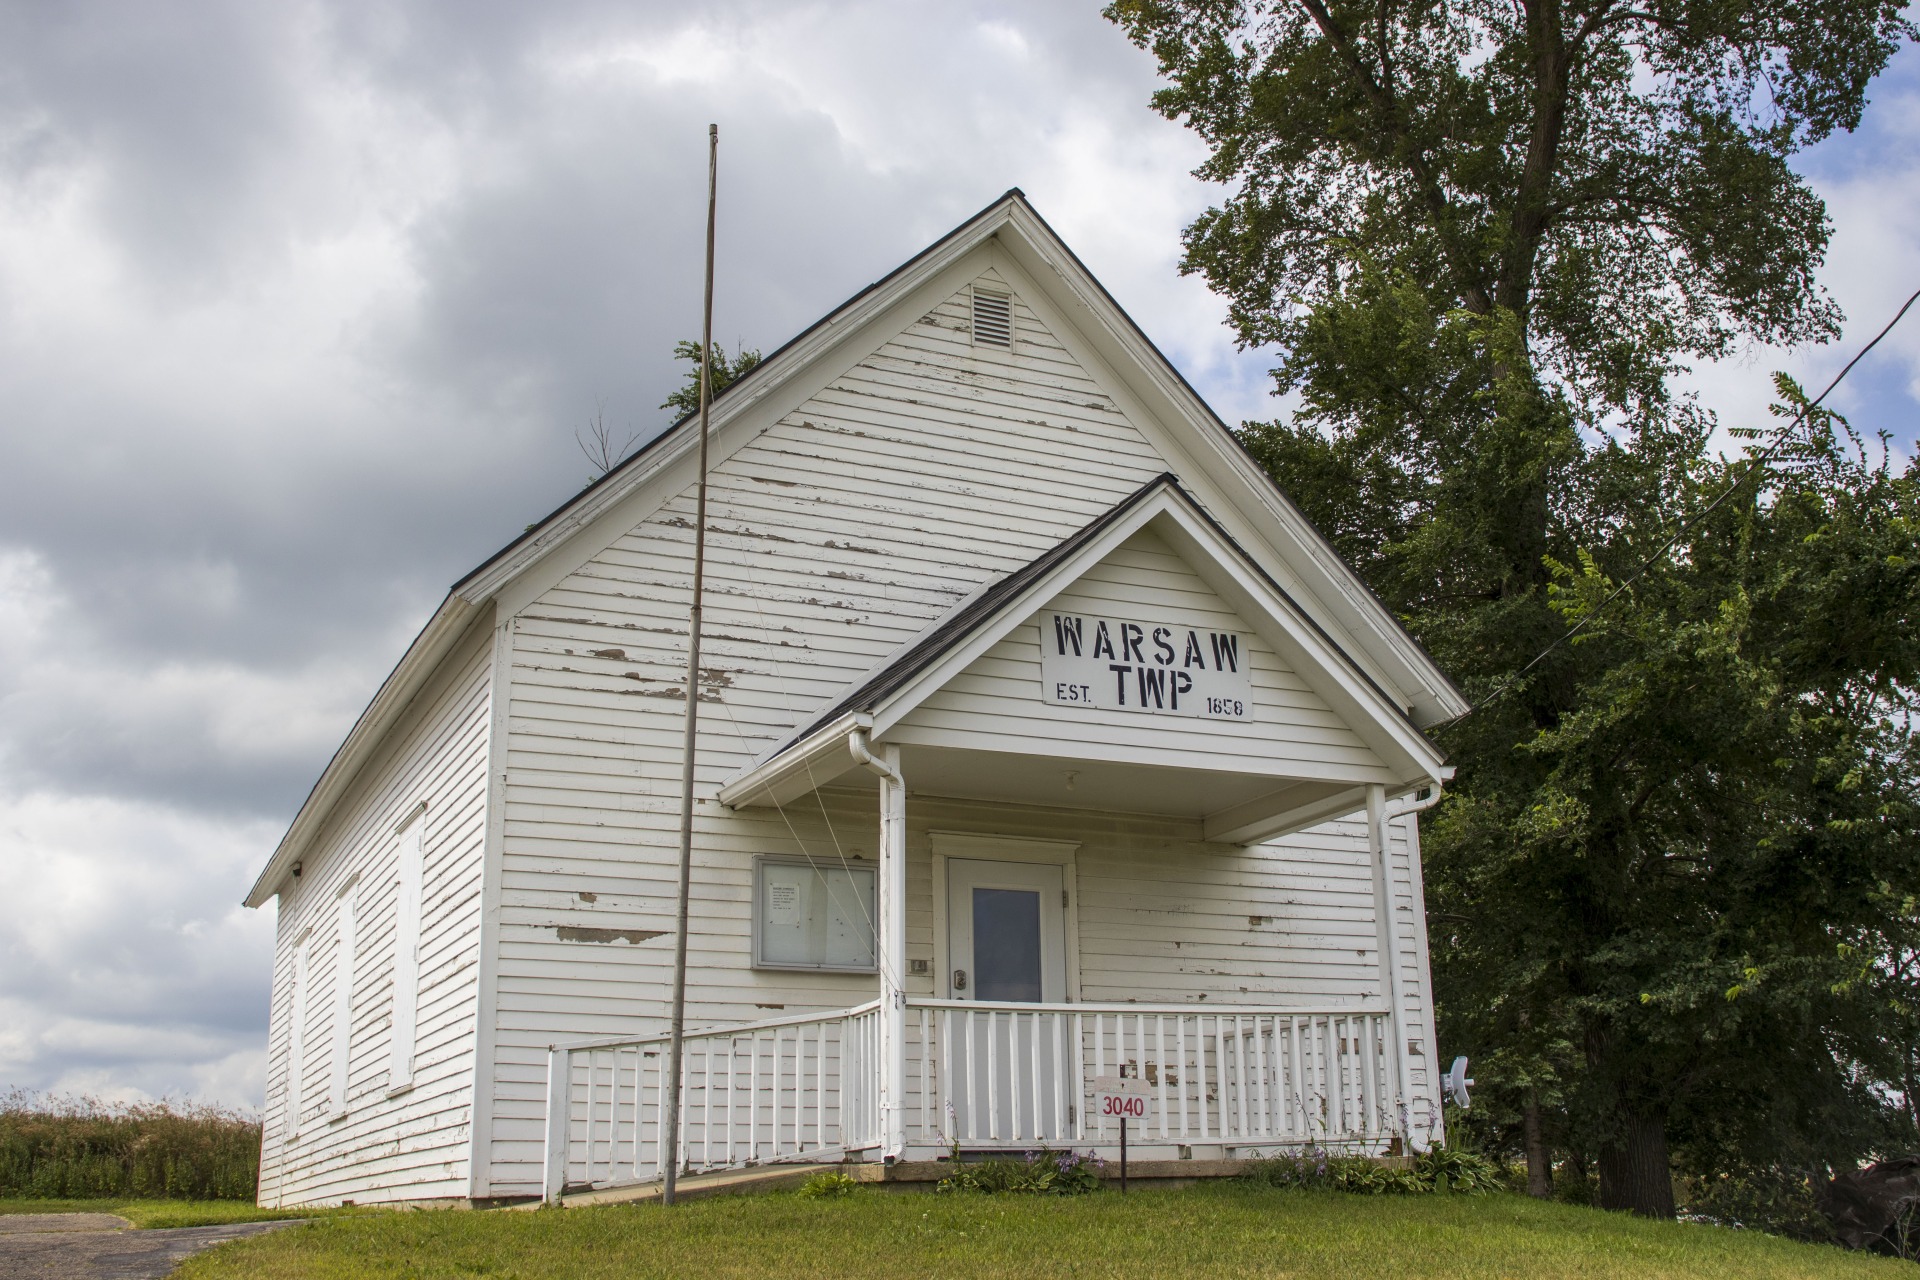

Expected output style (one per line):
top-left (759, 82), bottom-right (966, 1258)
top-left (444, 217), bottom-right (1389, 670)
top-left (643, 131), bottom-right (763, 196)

top-left (542, 1000), bottom-right (882, 1201)
top-left (543, 998), bottom-right (1394, 1199)
top-left (906, 1000), bottom-right (1395, 1150)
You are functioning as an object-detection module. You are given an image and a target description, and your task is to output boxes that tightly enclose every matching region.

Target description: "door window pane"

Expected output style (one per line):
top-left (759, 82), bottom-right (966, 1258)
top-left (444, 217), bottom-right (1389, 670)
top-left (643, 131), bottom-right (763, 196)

top-left (972, 887), bottom-right (1042, 1001)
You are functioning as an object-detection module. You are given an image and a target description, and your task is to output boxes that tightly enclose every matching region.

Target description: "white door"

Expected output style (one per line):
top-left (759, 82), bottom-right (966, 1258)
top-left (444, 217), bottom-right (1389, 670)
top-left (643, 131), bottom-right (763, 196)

top-left (947, 858), bottom-right (1067, 1002)
top-left (946, 858), bottom-right (1069, 1143)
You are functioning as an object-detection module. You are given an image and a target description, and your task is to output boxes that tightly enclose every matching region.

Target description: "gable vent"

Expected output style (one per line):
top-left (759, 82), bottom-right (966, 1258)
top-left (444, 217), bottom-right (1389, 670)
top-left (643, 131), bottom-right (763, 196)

top-left (971, 288), bottom-right (1013, 349)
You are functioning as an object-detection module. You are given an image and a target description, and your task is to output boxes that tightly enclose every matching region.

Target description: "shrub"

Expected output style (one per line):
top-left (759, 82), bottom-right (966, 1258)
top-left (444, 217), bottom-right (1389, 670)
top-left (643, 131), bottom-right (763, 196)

top-left (937, 1148), bottom-right (1104, 1195)
top-left (1414, 1145), bottom-right (1507, 1194)
top-left (1552, 1163), bottom-right (1596, 1206)
top-left (794, 1170), bottom-right (859, 1199)
top-left (0, 1091), bottom-right (259, 1201)
top-left (1683, 1168), bottom-right (1834, 1245)
top-left (1239, 1145), bottom-right (1505, 1196)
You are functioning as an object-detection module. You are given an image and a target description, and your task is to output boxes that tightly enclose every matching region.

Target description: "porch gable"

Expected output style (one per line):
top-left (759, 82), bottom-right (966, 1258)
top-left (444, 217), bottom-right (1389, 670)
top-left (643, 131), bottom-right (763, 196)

top-left (719, 476), bottom-right (1446, 841)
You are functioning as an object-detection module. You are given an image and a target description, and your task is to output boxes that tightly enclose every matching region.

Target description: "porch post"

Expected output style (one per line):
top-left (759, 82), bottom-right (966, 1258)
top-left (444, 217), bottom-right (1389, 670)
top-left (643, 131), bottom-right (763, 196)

top-left (877, 745), bottom-right (908, 1159)
top-left (1366, 783), bottom-right (1410, 1134)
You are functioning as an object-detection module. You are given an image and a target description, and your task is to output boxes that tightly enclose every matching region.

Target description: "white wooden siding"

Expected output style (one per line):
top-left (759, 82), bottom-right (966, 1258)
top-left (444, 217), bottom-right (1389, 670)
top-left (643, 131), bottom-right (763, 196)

top-left (464, 270), bottom-right (1441, 1193)
top-left (259, 622), bottom-right (493, 1208)
top-left (891, 528), bottom-right (1385, 781)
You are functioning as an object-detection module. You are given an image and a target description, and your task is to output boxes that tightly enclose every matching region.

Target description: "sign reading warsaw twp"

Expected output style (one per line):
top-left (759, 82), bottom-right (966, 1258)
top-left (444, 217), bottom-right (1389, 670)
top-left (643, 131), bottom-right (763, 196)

top-left (1041, 612), bottom-right (1253, 721)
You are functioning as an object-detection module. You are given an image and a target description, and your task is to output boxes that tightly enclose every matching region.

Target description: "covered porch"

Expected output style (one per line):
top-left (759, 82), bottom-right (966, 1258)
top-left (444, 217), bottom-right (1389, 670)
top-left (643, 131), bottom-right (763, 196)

top-left (539, 741), bottom-right (1440, 1202)
top-left (540, 479), bottom-right (1451, 1199)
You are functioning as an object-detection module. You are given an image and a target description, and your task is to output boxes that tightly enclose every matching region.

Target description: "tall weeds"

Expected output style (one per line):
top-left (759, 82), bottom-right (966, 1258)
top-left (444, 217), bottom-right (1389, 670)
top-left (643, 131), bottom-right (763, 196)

top-left (0, 1090), bottom-right (259, 1200)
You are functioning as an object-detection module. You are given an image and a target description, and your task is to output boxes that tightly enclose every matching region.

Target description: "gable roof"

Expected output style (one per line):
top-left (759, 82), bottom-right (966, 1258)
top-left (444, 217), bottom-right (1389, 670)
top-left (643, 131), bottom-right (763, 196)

top-left (715, 473), bottom-right (1447, 812)
top-left (246, 189), bottom-right (1466, 907)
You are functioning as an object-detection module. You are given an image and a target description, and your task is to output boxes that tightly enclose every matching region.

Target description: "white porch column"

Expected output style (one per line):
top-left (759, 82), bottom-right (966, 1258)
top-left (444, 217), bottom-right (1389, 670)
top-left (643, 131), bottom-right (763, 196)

top-left (877, 744), bottom-right (908, 1159)
top-left (1366, 783), bottom-right (1411, 1137)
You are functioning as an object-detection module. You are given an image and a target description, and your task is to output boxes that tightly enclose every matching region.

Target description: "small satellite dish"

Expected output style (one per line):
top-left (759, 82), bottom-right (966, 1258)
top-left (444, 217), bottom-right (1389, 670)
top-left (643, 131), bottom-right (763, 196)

top-left (1441, 1056), bottom-right (1474, 1109)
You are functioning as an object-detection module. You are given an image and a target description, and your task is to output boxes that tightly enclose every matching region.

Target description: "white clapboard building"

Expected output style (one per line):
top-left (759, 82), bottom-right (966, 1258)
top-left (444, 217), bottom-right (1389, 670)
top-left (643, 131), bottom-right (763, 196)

top-left (245, 190), bottom-right (1465, 1208)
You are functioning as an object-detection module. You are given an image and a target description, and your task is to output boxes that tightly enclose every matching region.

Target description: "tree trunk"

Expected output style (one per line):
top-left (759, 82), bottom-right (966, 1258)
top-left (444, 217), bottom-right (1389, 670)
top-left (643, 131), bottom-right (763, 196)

top-left (1525, 1093), bottom-right (1552, 1198)
top-left (1597, 1108), bottom-right (1674, 1218)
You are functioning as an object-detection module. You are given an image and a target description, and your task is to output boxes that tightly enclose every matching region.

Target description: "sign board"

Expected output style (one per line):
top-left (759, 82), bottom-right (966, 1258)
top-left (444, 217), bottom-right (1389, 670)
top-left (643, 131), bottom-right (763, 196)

top-left (1041, 612), bottom-right (1253, 721)
top-left (1090, 1073), bottom-right (1152, 1122)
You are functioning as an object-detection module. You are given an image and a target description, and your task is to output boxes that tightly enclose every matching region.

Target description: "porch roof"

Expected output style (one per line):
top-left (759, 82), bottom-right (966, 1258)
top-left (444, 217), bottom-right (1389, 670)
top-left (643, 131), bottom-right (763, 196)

top-left (717, 477), bottom-right (1451, 842)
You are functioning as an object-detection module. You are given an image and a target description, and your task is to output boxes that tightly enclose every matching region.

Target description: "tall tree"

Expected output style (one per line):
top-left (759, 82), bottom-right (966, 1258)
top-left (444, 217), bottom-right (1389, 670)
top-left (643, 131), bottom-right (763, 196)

top-left (1109, 0), bottom-right (1918, 1216)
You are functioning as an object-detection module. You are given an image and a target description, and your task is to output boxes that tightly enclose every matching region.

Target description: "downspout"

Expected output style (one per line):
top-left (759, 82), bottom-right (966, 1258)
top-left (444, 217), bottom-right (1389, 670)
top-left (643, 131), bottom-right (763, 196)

top-left (1382, 781), bottom-right (1444, 1150)
top-left (1387, 782), bottom-right (1444, 822)
top-left (850, 728), bottom-right (907, 1160)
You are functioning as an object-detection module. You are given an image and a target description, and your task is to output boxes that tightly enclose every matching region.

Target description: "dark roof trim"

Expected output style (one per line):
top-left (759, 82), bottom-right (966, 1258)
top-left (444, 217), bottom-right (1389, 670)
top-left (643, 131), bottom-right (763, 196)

top-left (450, 188), bottom-right (1030, 597)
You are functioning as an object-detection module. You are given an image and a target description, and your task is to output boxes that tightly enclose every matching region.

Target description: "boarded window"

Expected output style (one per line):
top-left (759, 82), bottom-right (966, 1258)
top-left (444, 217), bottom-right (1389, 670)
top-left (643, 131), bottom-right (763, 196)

top-left (752, 858), bottom-right (877, 972)
top-left (327, 882), bottom-right (359, 1117)
top-left (388, 813), bottom-right (425, 1091)
top-left (285, 932), bottom-right (311, 1137)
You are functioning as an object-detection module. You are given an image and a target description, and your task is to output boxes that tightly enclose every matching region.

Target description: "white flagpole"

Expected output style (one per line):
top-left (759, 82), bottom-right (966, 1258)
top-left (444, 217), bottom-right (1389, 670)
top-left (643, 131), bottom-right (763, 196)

top-left (662, 122), bottom-right (718, 1207)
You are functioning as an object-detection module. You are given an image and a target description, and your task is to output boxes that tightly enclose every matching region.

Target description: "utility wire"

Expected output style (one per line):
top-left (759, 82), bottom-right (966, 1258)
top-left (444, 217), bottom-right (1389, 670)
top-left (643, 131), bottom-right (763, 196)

top-left (1465, 284), bottom-right (1920, 720)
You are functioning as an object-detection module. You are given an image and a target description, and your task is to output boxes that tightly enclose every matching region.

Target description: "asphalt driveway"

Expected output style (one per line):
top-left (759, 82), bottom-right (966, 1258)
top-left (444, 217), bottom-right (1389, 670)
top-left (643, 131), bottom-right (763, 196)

top-left (0, 1213), bottom-right (302, 1279)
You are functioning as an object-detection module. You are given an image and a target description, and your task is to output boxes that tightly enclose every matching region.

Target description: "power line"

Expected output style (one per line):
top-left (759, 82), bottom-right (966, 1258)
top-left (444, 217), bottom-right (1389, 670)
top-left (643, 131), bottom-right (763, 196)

top-left (1465, 284), bottom-right (1920, 720)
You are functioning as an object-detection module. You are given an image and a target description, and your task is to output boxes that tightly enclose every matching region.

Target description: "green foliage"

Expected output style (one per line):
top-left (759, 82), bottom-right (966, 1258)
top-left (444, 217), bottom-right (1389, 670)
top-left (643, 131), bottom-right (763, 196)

top-left (659, 340), bottom-right (761, 418)
top-left (793, 1170), bottom-right (858, 1199)
top-left (1109, 0), bottom-right (1920, 1218)
top-left (0, 1092), bottom-right (260, 1201)
top-left (935, 1148), bottom-right (1105, 1195)
top-left (1105, 0), bottom-right (1912, 414)
top-left (1684, 1168), bottom-right (1836, 1245)
top-left (1240, 1146), bottom-right (1505, 1195)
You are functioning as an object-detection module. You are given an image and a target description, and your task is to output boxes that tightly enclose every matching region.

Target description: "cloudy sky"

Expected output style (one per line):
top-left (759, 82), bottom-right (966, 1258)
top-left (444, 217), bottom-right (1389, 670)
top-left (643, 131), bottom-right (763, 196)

top-left (2, 1), bottom-right (1916, 1111)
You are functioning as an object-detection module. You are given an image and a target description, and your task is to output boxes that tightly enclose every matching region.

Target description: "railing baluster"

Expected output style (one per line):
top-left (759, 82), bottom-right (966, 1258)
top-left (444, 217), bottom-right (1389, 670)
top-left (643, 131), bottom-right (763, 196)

top-left (921, 1013), bottom-right (936, 1143)
top-left (964, 1012), bottom-right (978, 1142)
top-left (1286, 1017), bottom-right (1300, 1139)
top-left (816, 1017), bottom-right (828, 1151)
top-left (1154, 1015), bottom-right (1167, 1140)
top-left (939, 1008), bottom-right (953, 1145)
top-left (1255, 1016), bottom-right (1268, 1140)
top-left (1052, 1013), bottom-right (1066, 1142)
top-left (1026, 1011), bottom-right (1040, 1142)
top-left (986, 1010), bottom-right (999, 1141)
top-left (1098, 1013), bottom-right (1113, 1143)
top-left (1360, 1015), bottom-right (1376, 1139)
top-left (1336, 1016), bottom-right (1347, 1139)
top-left (1212, 1016), bottom-right (1226, 1140)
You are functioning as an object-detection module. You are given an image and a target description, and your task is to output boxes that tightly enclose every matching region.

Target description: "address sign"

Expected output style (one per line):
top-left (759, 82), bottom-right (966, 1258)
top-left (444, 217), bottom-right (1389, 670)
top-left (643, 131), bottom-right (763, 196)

top-left (1041, 612), bottom-right (1253, 721)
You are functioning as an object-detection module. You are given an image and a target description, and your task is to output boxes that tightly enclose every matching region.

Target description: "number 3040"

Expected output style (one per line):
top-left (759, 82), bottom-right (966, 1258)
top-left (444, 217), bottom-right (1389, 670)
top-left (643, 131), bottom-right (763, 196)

top-left (1101, 1096), bottom-right (1146, 1118)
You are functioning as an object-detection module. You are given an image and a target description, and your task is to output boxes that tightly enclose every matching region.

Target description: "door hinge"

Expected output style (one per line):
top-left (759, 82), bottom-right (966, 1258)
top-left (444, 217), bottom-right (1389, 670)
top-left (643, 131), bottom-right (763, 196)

top-left (1062, 889), bottom-right (1070, 908)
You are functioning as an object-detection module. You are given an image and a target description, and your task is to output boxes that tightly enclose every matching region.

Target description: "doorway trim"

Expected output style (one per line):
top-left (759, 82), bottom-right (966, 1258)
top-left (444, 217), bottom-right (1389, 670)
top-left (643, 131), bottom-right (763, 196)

top-left (929, 831), bottom-right (1081, 1001)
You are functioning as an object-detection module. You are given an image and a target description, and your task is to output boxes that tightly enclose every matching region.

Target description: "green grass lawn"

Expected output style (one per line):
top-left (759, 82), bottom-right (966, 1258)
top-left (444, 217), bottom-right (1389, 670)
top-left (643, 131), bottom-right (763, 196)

top-left (168, 1184), bottom-right (1909, 1279)
top-left (0, 1198), bottom-right (330, 1228)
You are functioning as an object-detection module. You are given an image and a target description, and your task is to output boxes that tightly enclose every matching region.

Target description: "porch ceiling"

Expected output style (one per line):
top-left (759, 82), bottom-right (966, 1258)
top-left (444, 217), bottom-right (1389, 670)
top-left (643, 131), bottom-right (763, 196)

top-left (732, 738), bottom-right (1373, 844)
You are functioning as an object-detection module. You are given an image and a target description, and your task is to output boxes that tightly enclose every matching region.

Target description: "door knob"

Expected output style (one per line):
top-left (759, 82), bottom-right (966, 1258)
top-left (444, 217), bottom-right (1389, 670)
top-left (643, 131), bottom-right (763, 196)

top-left (953, 969), bottom-right (967, 991)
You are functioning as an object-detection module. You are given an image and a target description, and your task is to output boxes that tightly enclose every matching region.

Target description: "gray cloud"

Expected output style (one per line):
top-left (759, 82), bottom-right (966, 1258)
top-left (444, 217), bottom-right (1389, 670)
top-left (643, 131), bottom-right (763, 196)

top-left (1, 0), bottom-right (1914, 1105)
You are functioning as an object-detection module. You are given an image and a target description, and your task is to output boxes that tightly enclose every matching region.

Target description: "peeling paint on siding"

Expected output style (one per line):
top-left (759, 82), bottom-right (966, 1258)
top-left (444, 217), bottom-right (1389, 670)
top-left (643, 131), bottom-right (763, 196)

top-left (554, 926), bottom-right (667, 945)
